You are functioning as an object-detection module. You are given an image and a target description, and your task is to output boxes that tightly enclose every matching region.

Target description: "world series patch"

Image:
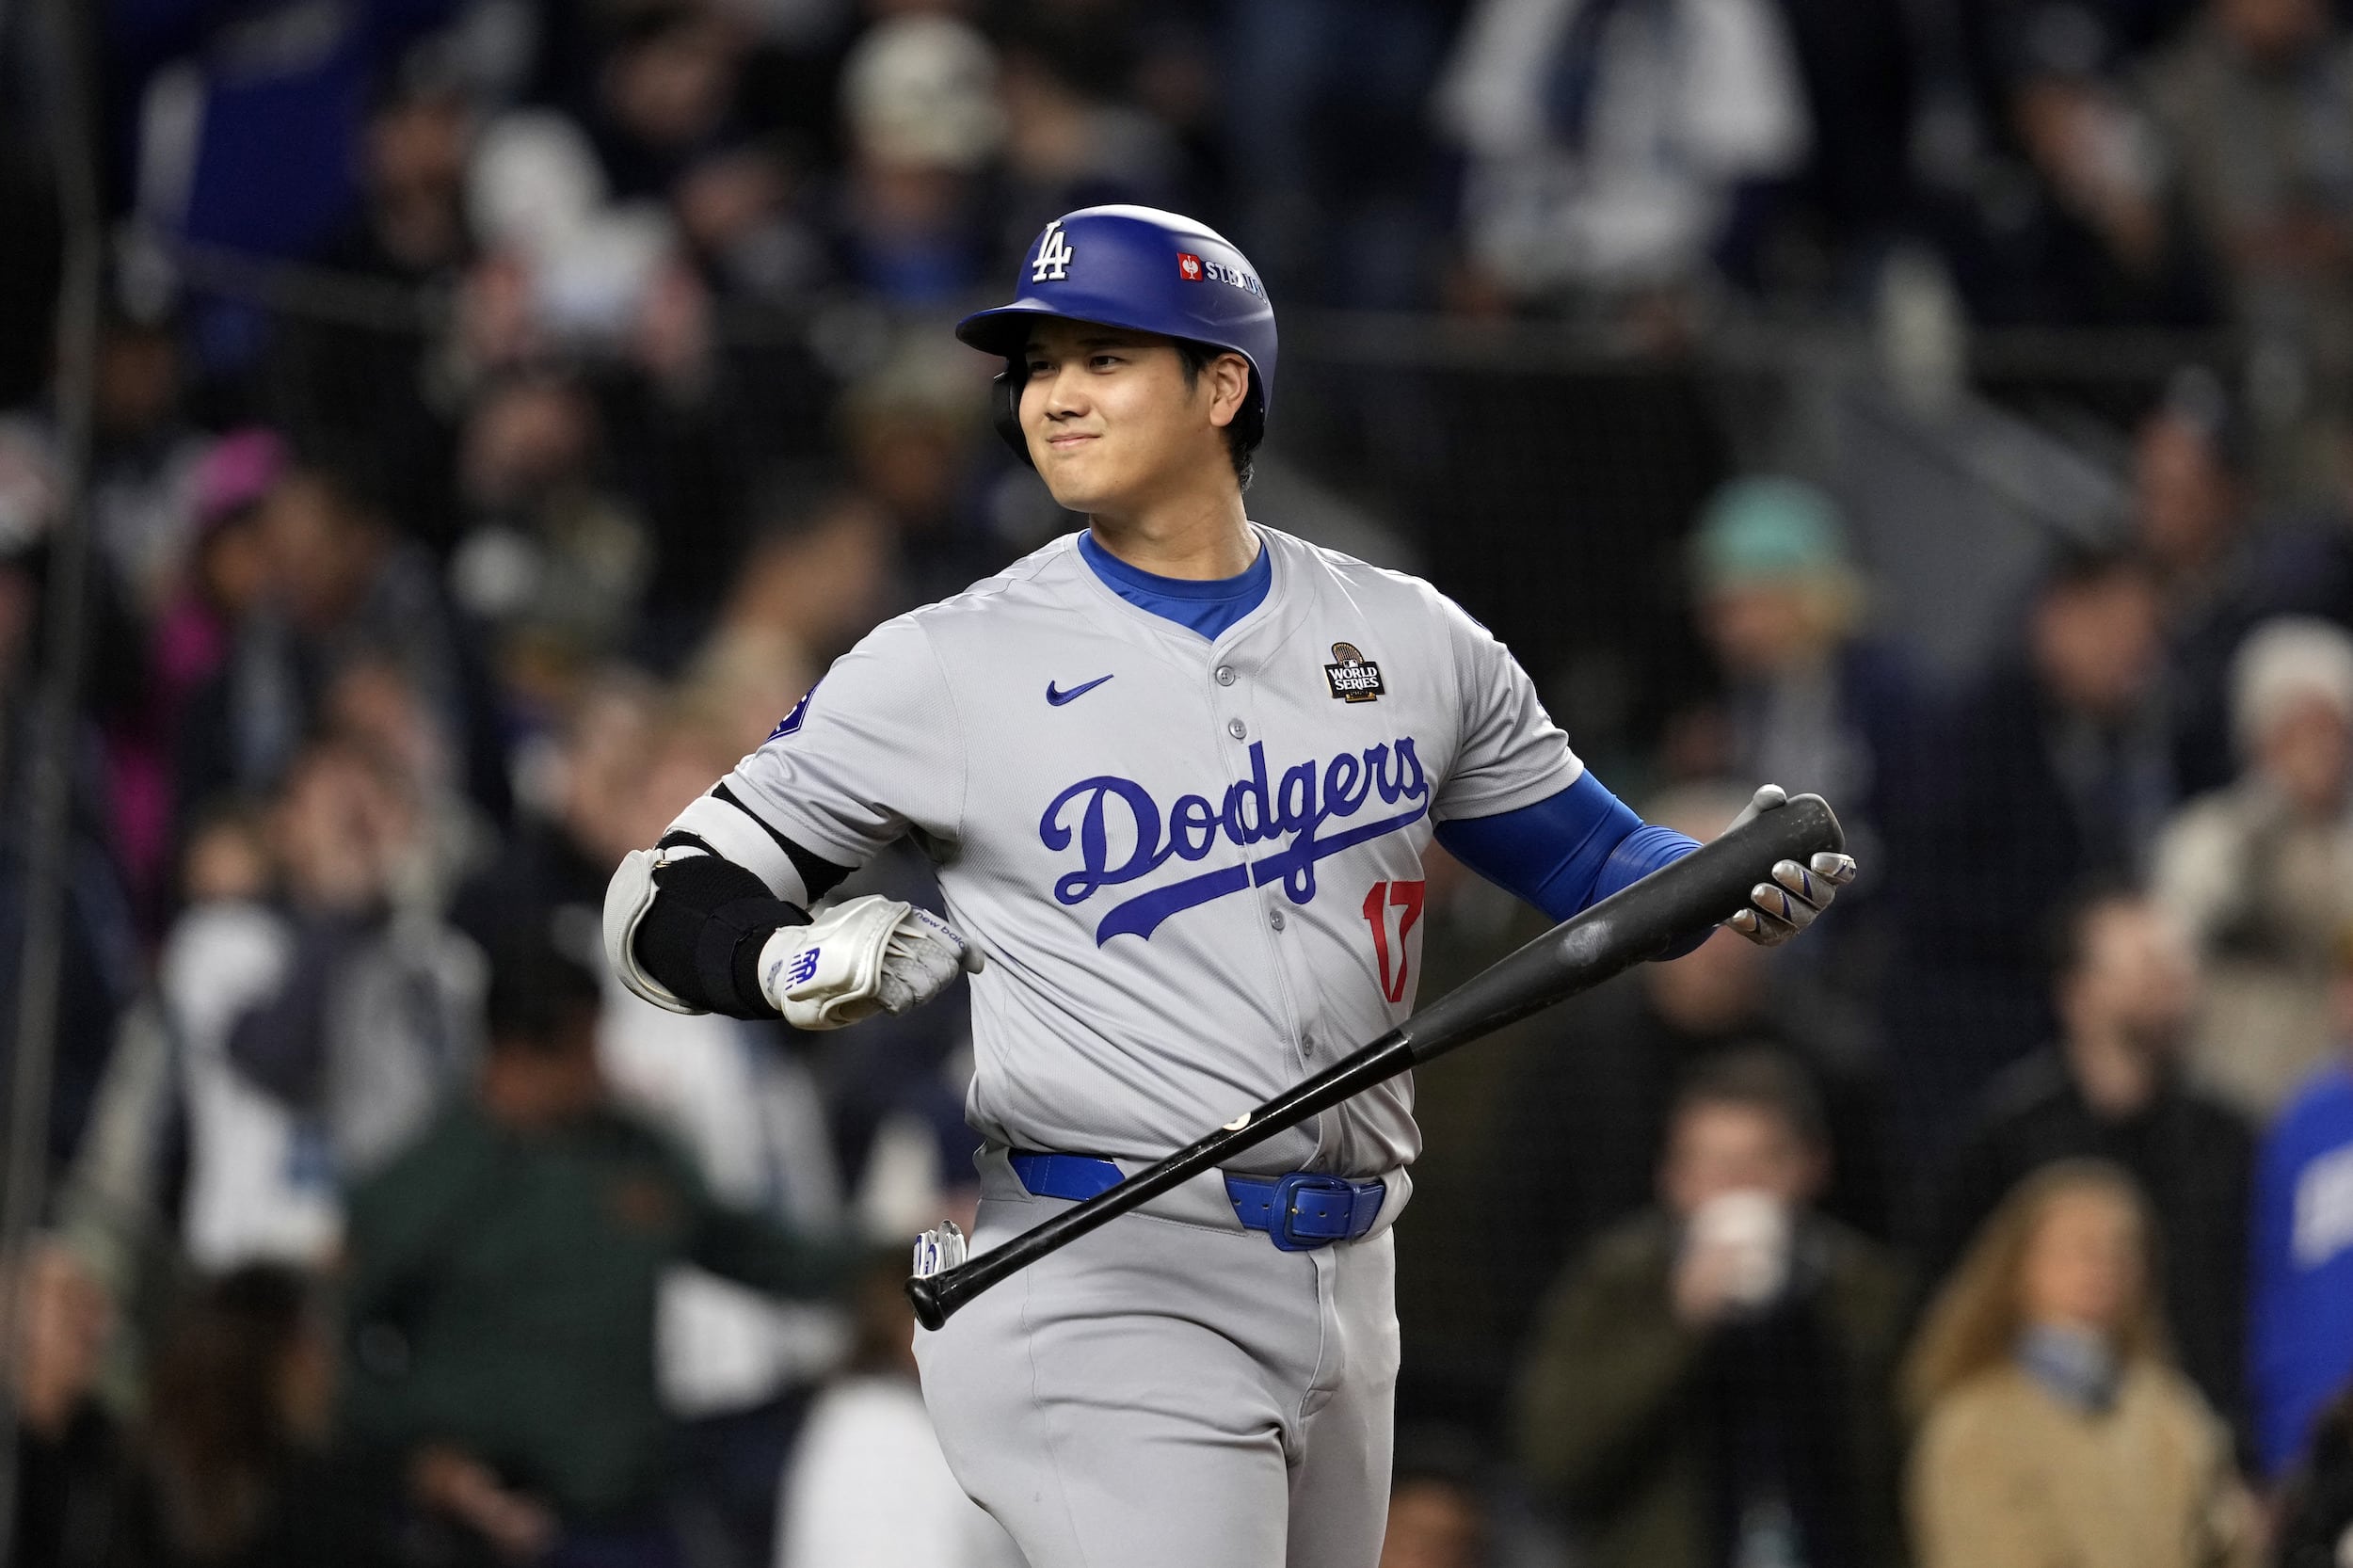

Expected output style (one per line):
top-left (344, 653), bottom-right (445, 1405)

top-left (1324, 643), bottom-right (1385, 703)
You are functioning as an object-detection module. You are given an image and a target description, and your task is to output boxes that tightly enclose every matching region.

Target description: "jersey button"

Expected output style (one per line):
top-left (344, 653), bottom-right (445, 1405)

top-left (1214, 665), bottom-right (1237, 686)
top-left (1269, 908), bottom-right (1287, 931)
top-left (1226, 717), bottom-right (1247, 739)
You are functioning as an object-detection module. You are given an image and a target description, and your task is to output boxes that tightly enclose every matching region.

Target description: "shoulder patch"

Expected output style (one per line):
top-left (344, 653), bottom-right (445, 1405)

top-left (1324, 643), bottom-right (1385, 703)
top-left (767, 682), bottom-right (818, 741)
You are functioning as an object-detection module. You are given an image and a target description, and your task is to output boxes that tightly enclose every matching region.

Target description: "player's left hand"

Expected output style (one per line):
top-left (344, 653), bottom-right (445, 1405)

top-left (760, 895), bottom-right (984, 1030)
top-left (1720, 784), bottom-right (1858, 947)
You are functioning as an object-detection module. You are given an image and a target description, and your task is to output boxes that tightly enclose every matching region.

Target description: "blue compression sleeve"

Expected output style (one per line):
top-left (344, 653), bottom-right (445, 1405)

top-left (1434, 771), bottom-right (1706, 951)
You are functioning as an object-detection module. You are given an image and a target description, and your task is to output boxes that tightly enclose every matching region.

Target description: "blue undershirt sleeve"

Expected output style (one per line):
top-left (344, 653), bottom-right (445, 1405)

top-left (1433, 772), bottom-right (1710, 954)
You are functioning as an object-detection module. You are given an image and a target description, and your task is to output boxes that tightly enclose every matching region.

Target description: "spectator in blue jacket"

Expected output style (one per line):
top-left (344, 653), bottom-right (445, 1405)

top-left (2250, 927), bottom-right (2353, 1478)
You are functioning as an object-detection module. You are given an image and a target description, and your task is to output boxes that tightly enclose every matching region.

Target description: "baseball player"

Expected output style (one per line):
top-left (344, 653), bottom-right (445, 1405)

top-left (601, 205), bottom-right (1856, 1567)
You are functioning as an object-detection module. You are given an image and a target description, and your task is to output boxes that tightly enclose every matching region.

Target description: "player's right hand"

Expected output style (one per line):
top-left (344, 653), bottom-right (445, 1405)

top-left (758, 894), bottom-right (984, 1030)
top-left (1720, 785), bottom-right (1858, 947)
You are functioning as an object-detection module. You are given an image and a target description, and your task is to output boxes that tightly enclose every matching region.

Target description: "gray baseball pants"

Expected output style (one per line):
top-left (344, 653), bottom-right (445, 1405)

top-left (914, 1147), bottom-right (1402, 1568)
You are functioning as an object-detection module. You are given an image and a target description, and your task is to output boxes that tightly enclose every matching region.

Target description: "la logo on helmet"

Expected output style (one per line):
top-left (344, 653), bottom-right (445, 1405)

top-left (1032, 220), bottom-right (1074, 282)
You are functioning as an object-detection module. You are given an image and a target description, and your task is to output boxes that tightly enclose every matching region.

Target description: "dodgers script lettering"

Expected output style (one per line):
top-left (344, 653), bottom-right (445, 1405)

top-left (1039, 737), bottom-right (1430, 943)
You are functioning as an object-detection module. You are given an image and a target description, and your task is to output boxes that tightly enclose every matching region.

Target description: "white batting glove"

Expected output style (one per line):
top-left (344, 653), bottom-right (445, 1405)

top-left (757, 894), bottom-right (984, 1030)
top-left (1720, 785), bottom-right (1859, 947)
top-left (912, 1221), bottom-right (967, 1280)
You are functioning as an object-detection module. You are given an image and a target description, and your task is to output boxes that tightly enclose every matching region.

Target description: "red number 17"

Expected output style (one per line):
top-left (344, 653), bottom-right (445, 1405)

top-left (1361, 879), bottom-right (1426, 1004)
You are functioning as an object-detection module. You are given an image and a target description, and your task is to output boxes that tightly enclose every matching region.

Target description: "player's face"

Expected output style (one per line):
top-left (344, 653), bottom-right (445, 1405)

top-left (1019, 321), bottom-right (1244, 515)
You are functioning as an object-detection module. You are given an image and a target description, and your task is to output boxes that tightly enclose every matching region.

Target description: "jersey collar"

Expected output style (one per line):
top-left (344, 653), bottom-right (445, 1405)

top-left (1066, 523), bottom-right (1301, 663)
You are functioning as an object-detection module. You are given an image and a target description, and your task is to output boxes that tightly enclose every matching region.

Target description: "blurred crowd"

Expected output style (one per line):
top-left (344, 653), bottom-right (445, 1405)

top-left (5, 0), bottom-right (2353, 391)
top-left (6, 0), bottom-right (2353, 1566)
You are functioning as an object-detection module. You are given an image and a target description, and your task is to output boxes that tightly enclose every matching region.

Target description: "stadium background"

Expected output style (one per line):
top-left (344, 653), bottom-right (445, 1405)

top-left (4, 0), bottom-right (2353, 1563)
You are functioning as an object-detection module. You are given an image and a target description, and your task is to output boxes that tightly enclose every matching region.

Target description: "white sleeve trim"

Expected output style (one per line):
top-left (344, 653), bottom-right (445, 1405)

top-left (669, 792), bottom-right (812, 907)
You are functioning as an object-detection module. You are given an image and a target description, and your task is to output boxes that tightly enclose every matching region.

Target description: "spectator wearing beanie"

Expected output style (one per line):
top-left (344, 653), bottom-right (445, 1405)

top-left (2156, 616), bottom-right (2353, 1117)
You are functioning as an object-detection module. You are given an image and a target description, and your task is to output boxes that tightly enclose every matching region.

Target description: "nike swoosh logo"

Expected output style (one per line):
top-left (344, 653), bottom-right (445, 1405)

top-left (1046, 674), bottom-right (1114, 706)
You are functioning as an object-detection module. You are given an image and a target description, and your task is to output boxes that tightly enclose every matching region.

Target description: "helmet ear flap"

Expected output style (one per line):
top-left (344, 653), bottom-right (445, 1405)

top-left (991, 363), bottom-right (1032, 467)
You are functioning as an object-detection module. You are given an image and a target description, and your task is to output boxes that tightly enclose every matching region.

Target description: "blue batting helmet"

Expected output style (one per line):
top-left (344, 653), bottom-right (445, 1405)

top-left (955, 205), bottom-right (1277, 465)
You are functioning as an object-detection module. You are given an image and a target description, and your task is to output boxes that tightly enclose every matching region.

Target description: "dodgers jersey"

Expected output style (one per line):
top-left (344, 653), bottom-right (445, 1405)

top-left (721, 525), bottom-right (1581, 1178)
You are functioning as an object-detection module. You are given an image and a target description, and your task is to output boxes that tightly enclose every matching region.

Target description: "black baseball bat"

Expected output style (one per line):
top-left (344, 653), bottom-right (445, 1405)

top-left (907, 793), bottom-right (1845, 1331)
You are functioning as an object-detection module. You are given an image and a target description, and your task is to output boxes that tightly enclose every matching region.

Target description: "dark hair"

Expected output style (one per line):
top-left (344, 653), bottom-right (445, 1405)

top-left (613, 1), bottom-right (710, 51)
top-left (485, 918), bottom-right (605, 1053)
top-left (2043, 879), bottom-right (2147, 988)
top-left (2148, 363), bottom-right (2249, 476)
top-left (1172, 338), bottom-right (1259, 491)
top-left (2039, 537), bottom-right (2153, 598)
top-left (144, 1266), bottom-right (320, 1558)
top-left (367, 35), bottom-right (475, 116)
top-left (2272, 1380), bottom-right (2353, 1565)
top-left (1671, 1048), bottom-right (1829, 1154)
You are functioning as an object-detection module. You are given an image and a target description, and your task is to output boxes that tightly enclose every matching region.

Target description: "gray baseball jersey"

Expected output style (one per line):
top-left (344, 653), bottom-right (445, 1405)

top-left (720, 523), bottom-right (1580, 1179)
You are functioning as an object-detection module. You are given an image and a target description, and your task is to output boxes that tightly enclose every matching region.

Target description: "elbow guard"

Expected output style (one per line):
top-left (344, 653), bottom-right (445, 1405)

top-left (601, 788), bottom-right (851, 1019)
top-left (603, 847), bottom-right (698, 1014)
top-left (603, 845), bottom-right (809, 1019)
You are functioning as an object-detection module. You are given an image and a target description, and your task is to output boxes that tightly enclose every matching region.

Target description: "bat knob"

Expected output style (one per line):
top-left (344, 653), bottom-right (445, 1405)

top-left (906, 1273), bottom-right (949, 1332)
top-left (1784, 792), bottom-right (1846, 855)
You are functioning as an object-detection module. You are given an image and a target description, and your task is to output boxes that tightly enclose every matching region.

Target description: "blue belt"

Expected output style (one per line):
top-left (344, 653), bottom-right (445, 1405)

top-left (1008, 1150), bottom-right (1386, 1253)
